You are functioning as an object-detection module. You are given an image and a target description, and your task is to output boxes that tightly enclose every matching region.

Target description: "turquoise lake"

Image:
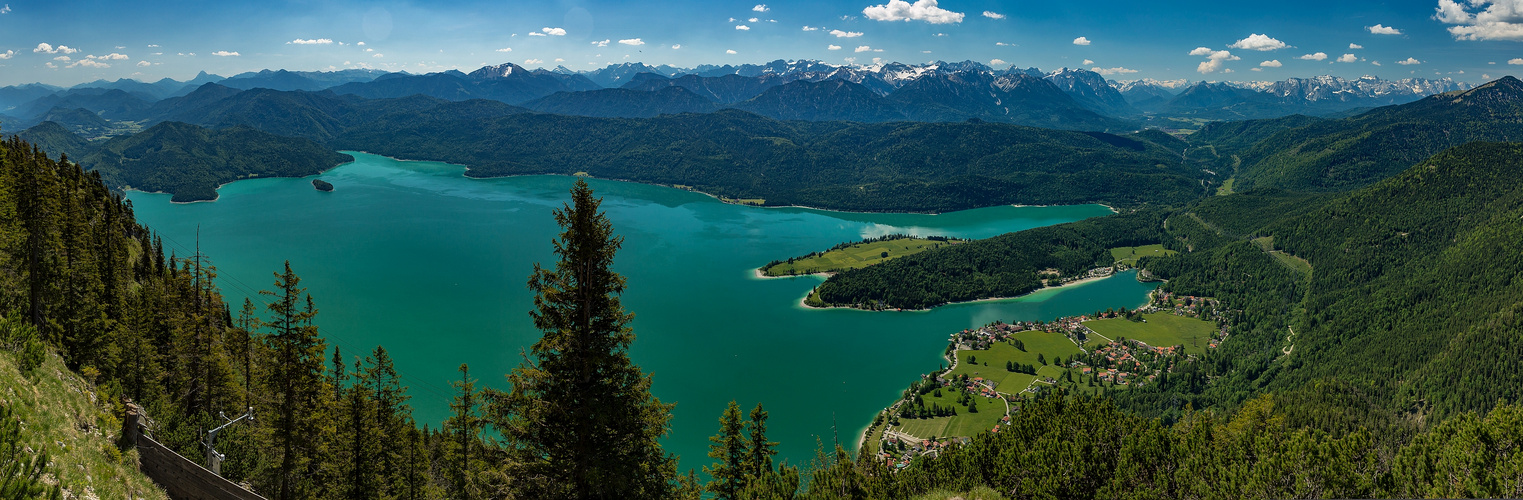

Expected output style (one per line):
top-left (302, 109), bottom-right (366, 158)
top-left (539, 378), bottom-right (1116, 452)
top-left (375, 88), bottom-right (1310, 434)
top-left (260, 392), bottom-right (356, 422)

top-left (125, 152), bottom-right (1157, 473)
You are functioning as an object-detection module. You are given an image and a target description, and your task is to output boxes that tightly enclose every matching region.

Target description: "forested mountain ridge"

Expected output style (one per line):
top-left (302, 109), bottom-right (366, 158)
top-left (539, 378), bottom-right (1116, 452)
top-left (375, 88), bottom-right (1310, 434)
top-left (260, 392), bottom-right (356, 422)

top-left (333, 108), bottom-right (1211, 212)
top-left (1231, 76), bottom-right (1523, 193)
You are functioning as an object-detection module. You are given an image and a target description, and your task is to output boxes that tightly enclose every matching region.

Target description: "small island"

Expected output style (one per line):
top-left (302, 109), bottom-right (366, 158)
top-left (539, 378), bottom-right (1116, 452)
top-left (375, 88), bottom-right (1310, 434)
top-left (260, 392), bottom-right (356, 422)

top-left (312, 179), bottom-right (334, 192)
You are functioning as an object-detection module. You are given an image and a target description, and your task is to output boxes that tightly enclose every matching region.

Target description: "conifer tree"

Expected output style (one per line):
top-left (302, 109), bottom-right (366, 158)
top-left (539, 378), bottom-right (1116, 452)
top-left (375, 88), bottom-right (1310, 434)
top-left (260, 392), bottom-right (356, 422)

top-left (488, 179), bottom-right (676, 498)
top-left (744, 403), bottom-right (778, 481)
top-left (705, 401), bottom-right (747, 499)
top-left (259, 262), bottom-right (329, 499)
top-left (445, 363), bottom-right (479, 500)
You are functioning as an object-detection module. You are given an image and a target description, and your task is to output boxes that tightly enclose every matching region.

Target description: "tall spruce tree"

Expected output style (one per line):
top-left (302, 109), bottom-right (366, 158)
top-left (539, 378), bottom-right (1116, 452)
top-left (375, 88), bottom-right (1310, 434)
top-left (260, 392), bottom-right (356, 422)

top-left (705, 401), bottom-right (747, 500)
top-left (259, 261), bottom-right (329, 500)
top-left (488, 179), bottom-right (676, 498)
top-left (744, 403), bottom-right (778, 481)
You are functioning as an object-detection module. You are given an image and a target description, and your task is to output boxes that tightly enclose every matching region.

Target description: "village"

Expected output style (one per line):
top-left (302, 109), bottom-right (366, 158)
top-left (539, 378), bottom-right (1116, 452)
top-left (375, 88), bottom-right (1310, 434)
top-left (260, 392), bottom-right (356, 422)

top-left (865, 289), bottom-right (1233, 469)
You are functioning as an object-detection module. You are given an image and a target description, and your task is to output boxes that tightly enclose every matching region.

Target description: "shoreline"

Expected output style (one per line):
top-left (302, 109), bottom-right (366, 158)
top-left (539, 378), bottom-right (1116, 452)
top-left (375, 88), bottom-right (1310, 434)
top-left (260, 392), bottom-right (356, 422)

top-left (752, 268), bottom-right (835, 280)
top-left (131, 153), bottom-right (357, 205)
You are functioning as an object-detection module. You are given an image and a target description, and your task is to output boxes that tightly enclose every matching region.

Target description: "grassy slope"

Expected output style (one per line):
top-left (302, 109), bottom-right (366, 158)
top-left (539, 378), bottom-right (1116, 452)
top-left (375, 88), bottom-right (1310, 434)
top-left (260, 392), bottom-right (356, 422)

top-left (0, 350), bottom-right (167, 499)
top-left (1109, 244), bottom-right (1177, 266)
top-left (1083, 313), bottom-right (1216, 355)
top-left (763, 238), bottom-right (958, 276)
top-left (893, 390), bottom-right (1007, 439)
top-left (950, 332), bottom-right (1082, 393)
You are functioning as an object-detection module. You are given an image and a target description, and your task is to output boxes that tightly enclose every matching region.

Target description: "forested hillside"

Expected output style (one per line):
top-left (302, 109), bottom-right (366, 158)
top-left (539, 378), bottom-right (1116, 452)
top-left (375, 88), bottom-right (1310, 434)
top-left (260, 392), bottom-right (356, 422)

top-left (335, 109), bottom-right (1209, 212)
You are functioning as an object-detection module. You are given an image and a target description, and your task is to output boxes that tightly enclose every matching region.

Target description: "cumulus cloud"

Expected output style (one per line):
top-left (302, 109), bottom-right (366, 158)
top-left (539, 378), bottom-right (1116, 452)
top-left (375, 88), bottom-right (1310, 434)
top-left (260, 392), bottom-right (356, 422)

top-left (1298, 52), bottom-right (1328, 60)
top-left (726, 49), bottom-right (737, 54)
top-left (828, 44), bottom-right (842, 50)
top-left (830, 29), bottom-right (864, 37)
top-left (1367, 23), bottom-right (1402, 35)
top-left (618, 38), bottom-right (644, 46)
top-left (496, 47), bottom-right (512, 52)
top-left (1082, 59), bottom-right (1094, 65)
top-left (863, 0), bottom-right (965, 24)
top-left (288, 38), bottom-right (334, 45)
top-left (1434, 0), bottom-right (1523, 40)
top-left (1510, 57), bottom-right (1523, 64)
top-left (0, 4), bottom-right (9, 14)
top-left (592, 39), bottom-right (610, 47)
top-left (736, 25), bottom-right (750, 30)
top-left (1349, 43), bottom-right (1363, 49)
top-left (1228, 33), bottom-right (1289, 51)
top-left (754, 4), bottom-right (769, 12)
top-left (357, 42), bottom-right (365, 46)
top-left (802, 25), bottom-right (819, 31)
top-left (855, 45), bottom-right (881, 52)
top-left (990, 58), bottom-right (1007, 66)
top-left (0, 50), bottom-right (13, 59)
top-left (1260, 59), bottom-right (1282, 67)
top-left (1336, 53), bottom-right (1357, 63)
top-left (542, 27), bottom-right (567, 36)
top-left (672, 44), bottom-right (681, 49)
top-left (34, 43), bottom-right (79, 54)
top-left (99, 53), bottom-right (128, 60)
top-left (73, 59), bottom-right (109, 68)
top-left (212, 50), bottom-right (240, 56)
top-left (137, 60), bottom-right (152, 67)
top-left (1091, 66), bottom-right (1138, 75)
top-left (1372, 61), bottom-right (1382, 66)
top-left (1397, 57), bottom-right (1421, 65)
top-left (983, 11), bottom-right (1005, 19)
top-left (529, 32), bottom-right (545, 36)
top-left (53, 55), bottom-right (70, 62)
top-left (524, 58), bottom-right (542, 64)
top-left (372, 53), bottom-right (383, 58)
top-left (1073, 36), bottom-right (1091, 45)
top-left (1190, 47), bottom-right (1240, 73)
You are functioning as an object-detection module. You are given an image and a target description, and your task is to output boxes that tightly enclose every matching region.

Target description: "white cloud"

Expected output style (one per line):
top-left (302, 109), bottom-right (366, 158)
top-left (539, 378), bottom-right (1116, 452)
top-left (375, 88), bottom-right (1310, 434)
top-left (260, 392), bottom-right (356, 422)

top-left (618, 38), bottom-right (644, 46)
top-left (53, 56), bottom-right (70, 62)
top-left (1260, 59), bottom-right (1282, 67)
top-left (1397, 57), bottom-right (1421, 65)
top-left (496, 47), bottom-right (513, 52)
top-left (996, 42), bottom-right (1011, 46)
top-left (726, 49), bottom-right (737, 54)
top-left (1082, 59), bottom-right (1094, 65)
top-left (0, 50), bottom-right (12, 59)
top-left (364, 48), bottom-right (374, 52)
top-left (1510, 58), bottom-right (1523, 64)
top-left (1349, 43), bottom-right (1363, 49)
top-left (1073, 36), bottom-right (1091, 45)
top-left (555, 58), bottom-right (564, 62)
top-left (990, 58), bottom-right (1007, 66)
top-left (524, 58), bottom-right (542, 64)
top-left (1299, 52), bottom-right (1328, 61)
top-left (1434, 0), bottom-right (1523, 40)
top-left (541, 27), bottom-right (567, 36)
top-left (45, 62), bottom-right (55, 69)
top-left (1484, 73), bottom-right (1491, 78)
top-left (1367, 23), bottom-right (1402, 35)
top-left (529, 32), bottom-right (546, 36)
top-left (1372, 61), bottom-right (1382, 66)
top-left (672, 44), bottom-right (681, 49)
top-left (803, 25), bottom-right (819, 31)
top-left (830, 29), bottom-right (864, 37)
top-left (982, 11), bottom-right (1005, 19)
top-left (137, 60), bottom-right (151, 66)
top-left (863, 0), bottom-right (965, 24)
top-left (1223, 69), bottom-right (1234, 73)
top-left (212, 50), bottom-right (240, 57)
top-left (100, 53), bottom-right (128, 60)
top-left (1336, 53), bottom-right (1357, 63)
top-left (855, 45), bottom-right (881, 52)
top-left (288, 38), bottom-right (334, 45)
top-left (357, 42), bottom-right (365, 46)
top-left (753, 4), bottom-right (769, 12)
top-left (749, 17), bottom-right (759, 22)
top-left (1091, 66), bottom-right (1138, 75)
top-left (0, 4), bottom-right (9, 14)
top-left (1190, 47), bottom-right (1240, 73)
top-left (592, 39), bottom-right (610, 47)
top-left (1228, 33), bottom-right (1289, 51)
top-left (33, 43), bottom-right (78, 54)
top-left (736, 25), bottom-right (751, 30)
top-left (828, 44), bottom-right (842, 50)
top-left (372, 53), bottom-right (383, 58)
top-left (75, 59), bottom-right (110, 68)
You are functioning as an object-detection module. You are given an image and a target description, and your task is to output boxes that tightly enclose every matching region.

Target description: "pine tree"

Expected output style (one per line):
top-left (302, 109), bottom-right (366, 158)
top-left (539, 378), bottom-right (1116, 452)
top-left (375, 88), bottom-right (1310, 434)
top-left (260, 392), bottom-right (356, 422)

top-left (488, 179), bottom-right (676, 498)
top-left (705, 401), bottom-right (747, 499)
top-left (445, 363), bottom-right (479, 500)
top-left (743, 403), bottom-right (778, 481)
top-left (259, 262), bottom-right (329, 499)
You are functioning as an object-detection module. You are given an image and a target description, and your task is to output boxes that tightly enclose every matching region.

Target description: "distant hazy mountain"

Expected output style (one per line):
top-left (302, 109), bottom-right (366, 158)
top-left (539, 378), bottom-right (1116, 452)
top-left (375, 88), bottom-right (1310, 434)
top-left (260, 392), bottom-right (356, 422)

top-left (522, 86), bottom-right (720, 118)
top-left (580, 62), bottom-right (686, 87)
top-left (1113, 80), bottom-right (1178, 112)
top-left (1263, 75), bottom-right (1467, 107)
top-left (221, 69), bottom-right (390, 92)
top-left (1157, 82), bottom-right (1287, 120)
top-left (732, 79), bottom-right (905, 122)
top-left (34, 107), bottom-right (111, 135)
top-left (0, 83), bottom-right (65, 112)
top-left (890, 71), bottom-right (1133, 131)
top-left (14, 88), bottom-right (154, 120)
top-left (331, 63), bottom-right (599, 104)
top-left (1044, 68), bottom-right (1133, 116)
top-left (71, 78), bottom-right (190, 100)
top-left (623, 73), bottom-right (787, 104)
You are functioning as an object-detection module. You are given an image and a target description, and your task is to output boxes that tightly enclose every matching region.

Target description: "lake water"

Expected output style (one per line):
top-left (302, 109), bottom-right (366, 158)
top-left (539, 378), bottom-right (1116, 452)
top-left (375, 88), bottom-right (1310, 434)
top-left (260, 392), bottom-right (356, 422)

top-left (125, 152), bottom-right (1157, 473)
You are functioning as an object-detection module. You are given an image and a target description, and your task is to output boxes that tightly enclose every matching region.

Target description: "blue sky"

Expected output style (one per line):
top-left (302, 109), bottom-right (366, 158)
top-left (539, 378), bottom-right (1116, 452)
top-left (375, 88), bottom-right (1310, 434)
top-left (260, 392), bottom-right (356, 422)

top-left (1, 0), bottom-right (1521, 86)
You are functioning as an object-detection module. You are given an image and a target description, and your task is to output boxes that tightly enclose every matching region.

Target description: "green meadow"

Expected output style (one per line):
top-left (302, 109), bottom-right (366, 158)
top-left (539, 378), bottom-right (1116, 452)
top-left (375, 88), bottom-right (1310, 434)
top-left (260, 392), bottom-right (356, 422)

top-left (762, 237), bottom-right (958, 276)
top-left (1108, 244), bottom-right (1178, 266)
top-left (1083, 313), bottom-right (1216, 354)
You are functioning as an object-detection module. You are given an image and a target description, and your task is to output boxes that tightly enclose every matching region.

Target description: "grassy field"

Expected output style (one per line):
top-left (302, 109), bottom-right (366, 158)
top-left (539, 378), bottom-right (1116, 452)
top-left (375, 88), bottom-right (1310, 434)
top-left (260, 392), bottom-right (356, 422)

top-left (1252, 236), bottom-right (1313, 277)
top-left (892, 389), bottom-right (1008, 439)
top-left (1109, 244), bottom-right (1178, 266)
top-left (762, 237), bottom-right (958, 276)
top-left (949, 331), bottom-right (1082, 392)
top-left (1083, 313), bottom-right (1216, 354)
top-left (1216, 178), bottom-right (1236, 196)
top-left (0, 350), bottom-right (169, 499)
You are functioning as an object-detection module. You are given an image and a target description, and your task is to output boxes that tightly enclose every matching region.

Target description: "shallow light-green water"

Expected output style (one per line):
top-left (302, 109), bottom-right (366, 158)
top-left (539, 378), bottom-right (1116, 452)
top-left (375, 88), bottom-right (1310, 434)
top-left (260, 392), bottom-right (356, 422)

top-left (126, 152), bottom-right (1157, 473)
